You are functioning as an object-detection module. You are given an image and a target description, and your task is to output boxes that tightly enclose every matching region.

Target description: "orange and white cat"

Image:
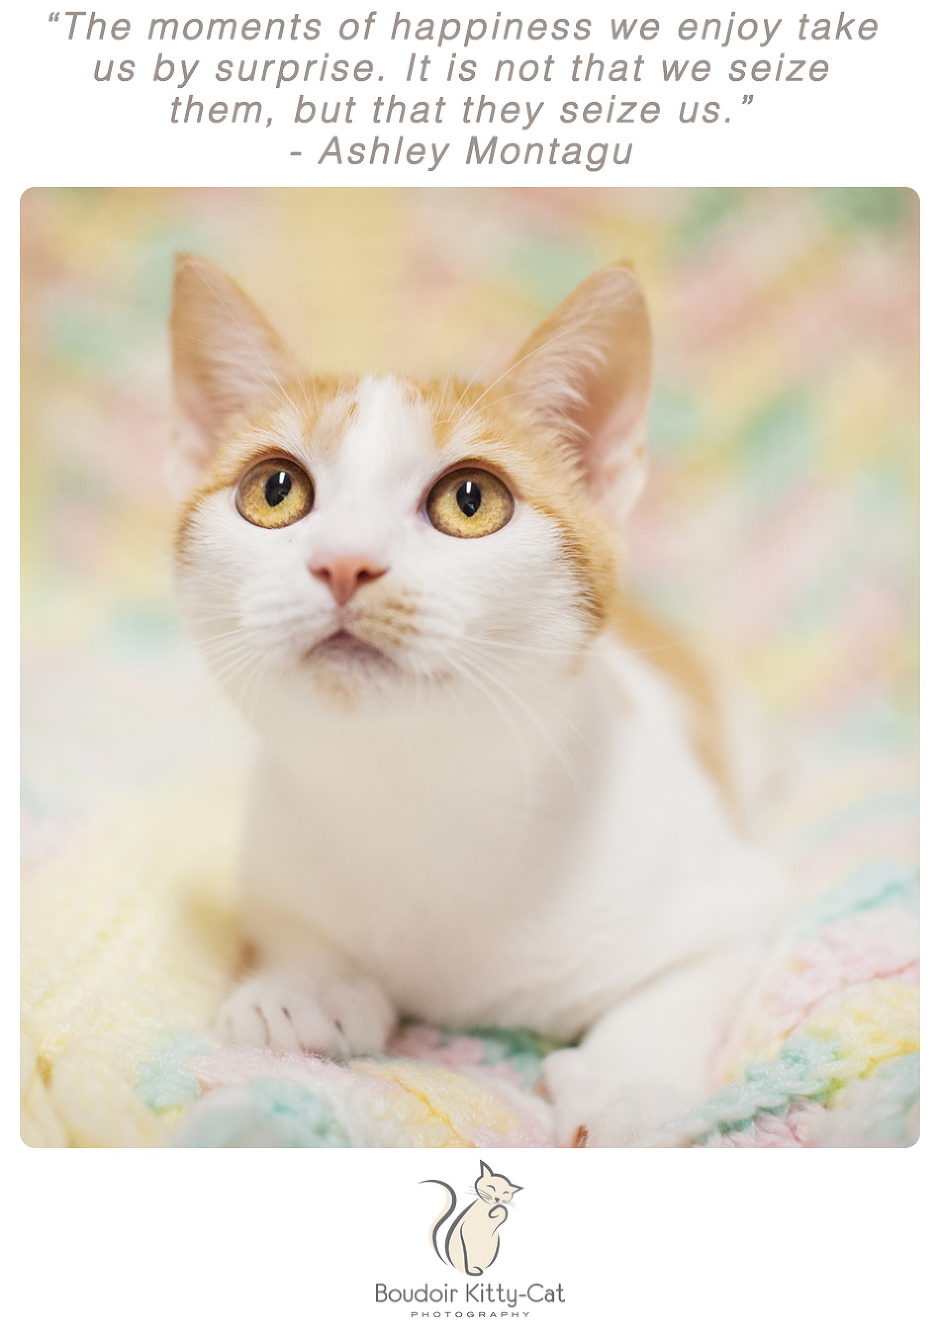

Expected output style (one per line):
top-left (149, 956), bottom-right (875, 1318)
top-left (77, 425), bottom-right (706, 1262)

top-left (170, 254), bottom-right (785, 1146)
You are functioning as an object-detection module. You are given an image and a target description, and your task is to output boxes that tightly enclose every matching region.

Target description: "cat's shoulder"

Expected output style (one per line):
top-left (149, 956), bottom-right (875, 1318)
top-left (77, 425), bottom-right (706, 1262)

top-left (602, 597), bottom-right (737, 815)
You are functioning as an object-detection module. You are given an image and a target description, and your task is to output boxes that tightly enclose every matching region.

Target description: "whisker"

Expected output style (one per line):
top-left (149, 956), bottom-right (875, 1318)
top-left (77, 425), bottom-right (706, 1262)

top-left (183, 261), bottom-right (299, 415)
top-left (443, 297), bottom-right (547, 424)
top-left (475, 312), bottom-right (595, 411)
top-left (461, 641), bottom-right (598, 758)
top-left (174, 332), bottom-right (300, 421)
top-left (454, 645), bottom-right (589, 801)
top-left (429, 644), bottom-right (539, 804)
top-left (419, 616), bottom-right (693, 664)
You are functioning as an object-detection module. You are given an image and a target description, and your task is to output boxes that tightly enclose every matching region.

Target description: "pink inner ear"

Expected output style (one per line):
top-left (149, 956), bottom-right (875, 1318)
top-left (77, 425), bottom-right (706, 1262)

top-left (586, 384), bottom-right (650, 515)
top-left (493, 265), bottom-right (652, 521)
top-left (171, 254), bottom-right (298, 453)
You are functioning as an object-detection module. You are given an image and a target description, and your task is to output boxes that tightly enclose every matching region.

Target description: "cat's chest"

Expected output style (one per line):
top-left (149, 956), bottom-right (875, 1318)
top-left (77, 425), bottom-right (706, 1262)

top-left (247, 713), bottom-right (597, 940)
top-left (240, 647), bottom-right (769, 1034)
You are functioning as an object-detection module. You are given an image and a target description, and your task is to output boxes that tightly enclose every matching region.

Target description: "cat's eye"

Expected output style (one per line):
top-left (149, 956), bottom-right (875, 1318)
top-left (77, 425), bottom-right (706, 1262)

top-left (425, 467), bottom-right (514, 539)
top-left (235, 457), bottom-right (314, 529)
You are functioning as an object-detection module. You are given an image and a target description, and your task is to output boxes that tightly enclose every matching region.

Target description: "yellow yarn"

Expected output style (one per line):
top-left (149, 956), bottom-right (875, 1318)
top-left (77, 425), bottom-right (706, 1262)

top-left (803, 980), bottom-right (920, 1092)
top-left (21, 774), bottom-right (244, 1147)
top-left (351, 1059), bottom-right (523, 1148)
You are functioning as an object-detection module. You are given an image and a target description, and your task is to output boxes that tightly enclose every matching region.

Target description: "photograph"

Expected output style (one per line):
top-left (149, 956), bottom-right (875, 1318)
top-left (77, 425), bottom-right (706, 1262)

top-left (21, 185), bottom-right (919, 1149)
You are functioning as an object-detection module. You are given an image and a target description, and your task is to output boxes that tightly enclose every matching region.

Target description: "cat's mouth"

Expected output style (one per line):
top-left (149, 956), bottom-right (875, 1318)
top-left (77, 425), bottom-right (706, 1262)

top-left (305, 629), bottom-right (396, 671)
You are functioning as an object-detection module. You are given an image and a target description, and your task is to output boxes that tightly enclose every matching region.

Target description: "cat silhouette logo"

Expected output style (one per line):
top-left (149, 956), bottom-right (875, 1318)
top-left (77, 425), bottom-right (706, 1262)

top-left (423, 1162), bottom-right (523, 1274)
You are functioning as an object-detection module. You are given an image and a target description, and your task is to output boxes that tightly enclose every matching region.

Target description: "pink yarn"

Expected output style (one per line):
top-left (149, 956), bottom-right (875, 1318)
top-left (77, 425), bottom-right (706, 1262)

top-left (387, 1026), bottom-right (487, 1067)
top-left (712, 1099), bottom-right (825, 1148)
top-left (758, 914), bottom-right (917, 1041)
top-left (387, 1027), bottom-right (529, 1091)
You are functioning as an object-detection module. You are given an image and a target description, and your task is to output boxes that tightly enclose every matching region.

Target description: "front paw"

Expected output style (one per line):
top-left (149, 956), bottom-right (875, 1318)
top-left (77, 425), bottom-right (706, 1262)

top-left (217, 973), bottom-right (395, 1059)
top-left (542, 1048), bottom-right (695, 1147)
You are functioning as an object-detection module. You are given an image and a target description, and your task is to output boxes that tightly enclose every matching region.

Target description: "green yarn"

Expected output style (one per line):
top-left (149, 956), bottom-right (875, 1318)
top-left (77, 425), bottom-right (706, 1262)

top-left (136, 1032), bottom-right (212, 1115)
top-left (791, 861), bottom-right (919, 942)
top-left (688, 1036), bottom-right (855, 1140)
top-left (243, 1079), bottom-right (350, 1147)
top-left (171, 1078), bottom-right (350, 1148)
top-left (465, 1026), bottom-right (563, 1088)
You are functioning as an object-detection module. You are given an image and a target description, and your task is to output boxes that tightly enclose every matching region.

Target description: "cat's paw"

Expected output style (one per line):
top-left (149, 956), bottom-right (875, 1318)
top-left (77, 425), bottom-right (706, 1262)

top-left (217, 972), bottom-right (395, 1059)
top-left (571, 1087), bottom-right (697, 1148)
top-left (542, 1047), bottom-right (696, 1148)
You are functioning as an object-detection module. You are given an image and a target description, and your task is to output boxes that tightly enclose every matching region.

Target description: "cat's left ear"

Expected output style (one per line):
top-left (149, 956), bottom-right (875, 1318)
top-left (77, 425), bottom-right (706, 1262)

top-left (508, 1183), bottom-right (523, 1194)
top-left (489, 264), bottom-right (652, 528)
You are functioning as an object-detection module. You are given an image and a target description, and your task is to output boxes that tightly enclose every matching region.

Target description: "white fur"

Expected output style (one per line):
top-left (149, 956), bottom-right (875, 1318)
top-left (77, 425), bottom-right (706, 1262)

top-left (176, 375), bottom-right (786, 1146)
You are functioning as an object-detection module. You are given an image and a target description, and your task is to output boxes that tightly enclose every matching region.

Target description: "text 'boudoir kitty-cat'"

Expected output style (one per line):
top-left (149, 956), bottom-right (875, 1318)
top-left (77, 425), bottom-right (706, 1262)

top-left (375, 1282), bottom-right (566, 1306)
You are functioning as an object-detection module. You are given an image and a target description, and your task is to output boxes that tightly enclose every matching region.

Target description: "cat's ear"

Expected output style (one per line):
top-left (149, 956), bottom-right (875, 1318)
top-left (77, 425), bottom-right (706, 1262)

top-left (479, 1161), bottom-right (493, 1178)
top-left (489, 264), bottom-right (652, 527)
top-left (508, 1183), bottom-right (523, 1194)
top-left (168, 253), bottom-right (298, 490)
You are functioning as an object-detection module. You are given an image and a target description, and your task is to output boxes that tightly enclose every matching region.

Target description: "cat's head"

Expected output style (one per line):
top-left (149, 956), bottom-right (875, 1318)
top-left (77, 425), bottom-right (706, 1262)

top-left (474, 1161), bottom-right (523, 1206)
top-left (170, 254), bottom-right (651, 725)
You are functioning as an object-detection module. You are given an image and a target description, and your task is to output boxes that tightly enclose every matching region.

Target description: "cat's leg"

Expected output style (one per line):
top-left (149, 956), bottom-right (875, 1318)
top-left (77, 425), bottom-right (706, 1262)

top-left (542, 943), bottom-right (763, 1147)
top-left (217, 905), bottom-right (396, 1058)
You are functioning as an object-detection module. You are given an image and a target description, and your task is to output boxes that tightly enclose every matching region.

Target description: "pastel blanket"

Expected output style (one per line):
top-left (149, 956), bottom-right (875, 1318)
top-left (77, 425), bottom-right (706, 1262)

top-left (21, 750), bottom-right (918, 1149)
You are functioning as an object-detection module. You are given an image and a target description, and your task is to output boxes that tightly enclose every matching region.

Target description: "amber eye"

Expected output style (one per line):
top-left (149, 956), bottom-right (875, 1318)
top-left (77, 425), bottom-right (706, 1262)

top-left (426, 467), bottom-right (514, 539)
top-left (235, 457), bottom-right (314, 529)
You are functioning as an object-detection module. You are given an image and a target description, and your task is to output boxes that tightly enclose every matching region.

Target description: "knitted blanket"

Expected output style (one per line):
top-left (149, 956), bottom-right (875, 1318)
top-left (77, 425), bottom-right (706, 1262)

top-left (21, 750), bottom-right (918, 1149)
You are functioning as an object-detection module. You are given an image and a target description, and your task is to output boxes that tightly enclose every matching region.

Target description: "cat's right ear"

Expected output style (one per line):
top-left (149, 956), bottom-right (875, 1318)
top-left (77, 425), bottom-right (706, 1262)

top-left (486, 264), bottom-right (652, 530)
top-left (168, 253), bottom-right (297, 493)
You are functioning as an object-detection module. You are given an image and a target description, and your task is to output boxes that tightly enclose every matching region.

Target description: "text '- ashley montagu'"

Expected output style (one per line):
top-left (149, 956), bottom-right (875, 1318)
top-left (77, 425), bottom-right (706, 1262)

top-left (313, 134), bottom-right (634, 172)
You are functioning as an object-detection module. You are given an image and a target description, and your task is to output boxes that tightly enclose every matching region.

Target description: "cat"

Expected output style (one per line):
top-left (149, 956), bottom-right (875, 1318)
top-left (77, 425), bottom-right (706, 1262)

top-left (169, 252), bottom-right (787, 1146)
top-left (425, 1163), bottom-right (523, 1274)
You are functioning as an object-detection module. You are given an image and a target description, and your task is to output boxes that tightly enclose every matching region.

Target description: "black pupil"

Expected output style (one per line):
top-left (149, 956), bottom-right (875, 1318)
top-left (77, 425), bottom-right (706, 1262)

top-left (456, 479), bottom-right (482, 518)
top-left (265, 470), bottom-right (292, 507)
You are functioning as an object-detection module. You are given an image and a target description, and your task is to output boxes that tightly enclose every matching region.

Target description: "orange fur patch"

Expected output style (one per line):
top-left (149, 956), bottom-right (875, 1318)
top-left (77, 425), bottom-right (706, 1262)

top-left (421, 378), bottom-right (623, 639)
top-left (174, 376), bottom-right (358, 559)
top-left (611, 598), bottom-right (737, 816)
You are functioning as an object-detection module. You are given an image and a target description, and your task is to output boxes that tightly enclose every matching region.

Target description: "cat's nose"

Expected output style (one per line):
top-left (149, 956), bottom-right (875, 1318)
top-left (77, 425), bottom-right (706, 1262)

top-left (308, 554), bottom-right (389, 606)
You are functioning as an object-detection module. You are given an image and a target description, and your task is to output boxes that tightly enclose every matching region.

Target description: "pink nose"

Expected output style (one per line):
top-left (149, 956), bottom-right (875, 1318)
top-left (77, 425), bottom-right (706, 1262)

top-left (308, 555), bottom-right (389, 606)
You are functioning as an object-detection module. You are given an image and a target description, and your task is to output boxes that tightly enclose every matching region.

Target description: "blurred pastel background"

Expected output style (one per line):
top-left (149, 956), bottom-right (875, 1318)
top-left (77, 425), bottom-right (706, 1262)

top-left (21, 189), bottom-right (919, 1147)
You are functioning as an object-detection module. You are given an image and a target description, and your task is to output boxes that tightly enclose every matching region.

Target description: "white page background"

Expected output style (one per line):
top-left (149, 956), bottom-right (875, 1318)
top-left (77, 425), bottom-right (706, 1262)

top-left (8, 2), bottom-right (932, 1332)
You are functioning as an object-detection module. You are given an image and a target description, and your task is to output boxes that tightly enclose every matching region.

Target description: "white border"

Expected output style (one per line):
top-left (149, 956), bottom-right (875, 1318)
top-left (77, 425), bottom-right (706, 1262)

top-left (10, 1), bottom-right (932, 1331)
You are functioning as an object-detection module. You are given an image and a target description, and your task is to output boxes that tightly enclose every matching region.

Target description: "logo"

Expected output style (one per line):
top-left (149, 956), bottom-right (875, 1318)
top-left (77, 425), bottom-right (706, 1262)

top-left (422, 1160), bottom-right (524, 1275)
top-left (373, 1163), bottom-right (565, 1315)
